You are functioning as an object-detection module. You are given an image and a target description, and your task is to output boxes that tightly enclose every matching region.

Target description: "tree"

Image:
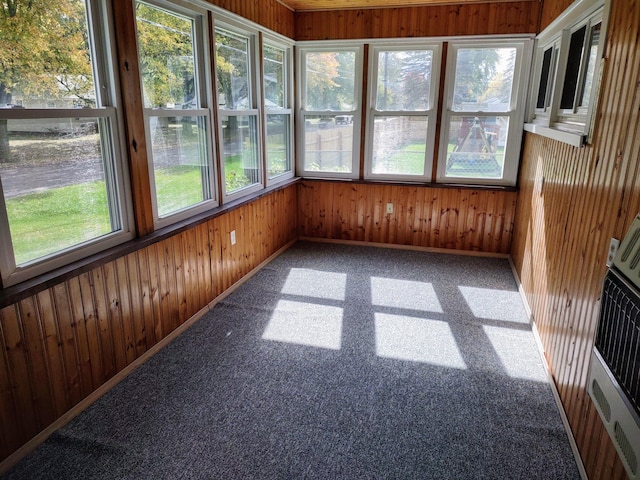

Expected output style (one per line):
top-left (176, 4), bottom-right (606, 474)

top-left (214, 29), bottom-right (252, 111)
top-left (452, 48), bottom-right (500, 109)
top-left (304, 52), bottom-right (339, 111)
top-left (0, 0), bottom-right (94, 162)
top-left (136, 2), bottom-right (196, 108)
top-left (0, 0), bottom-right (93, 103)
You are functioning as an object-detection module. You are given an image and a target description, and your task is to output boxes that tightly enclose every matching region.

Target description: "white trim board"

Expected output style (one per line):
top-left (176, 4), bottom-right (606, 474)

top-left (508, 257), bottom-right (589, 480)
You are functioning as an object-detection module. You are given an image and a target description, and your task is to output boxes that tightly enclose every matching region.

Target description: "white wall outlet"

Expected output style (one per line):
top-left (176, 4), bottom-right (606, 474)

top-left (386, 203), bottom-right (394, 214)
top-left (230, 230), bottom-right (236, 246)
top-left (606, 237), bottom-right (619, 267)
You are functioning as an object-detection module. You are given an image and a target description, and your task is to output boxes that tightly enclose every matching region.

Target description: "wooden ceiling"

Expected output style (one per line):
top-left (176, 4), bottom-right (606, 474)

top-left (278, 0), bottom-right (532, 12)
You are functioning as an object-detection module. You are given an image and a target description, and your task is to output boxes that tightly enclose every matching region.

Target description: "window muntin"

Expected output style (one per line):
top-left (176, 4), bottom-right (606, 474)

top-left (0, 0), bottom-right (133, 287)
top-left (365, 45), bottom-right (439, 180)
top-left (263, 42), bottom-right (293, 183)
top-left (298, 46), bottom-right (362, 178)
top-left (439, 42), bottom-right (527, 186)
top-left (136, 1), bottom-right (216, 224)
top-left (215, 27), bottom-right (262, 196)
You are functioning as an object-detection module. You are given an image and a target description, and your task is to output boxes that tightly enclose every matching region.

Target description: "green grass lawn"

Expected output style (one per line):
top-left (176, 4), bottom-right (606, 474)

top-left (155, 165), bottom-right (206, 217)
top-left (7, 182), bottom-right (112, 265)
top-left (385, 143), bottom-right (428, 175)
top-left (7, 165), bottom-right (208, 265)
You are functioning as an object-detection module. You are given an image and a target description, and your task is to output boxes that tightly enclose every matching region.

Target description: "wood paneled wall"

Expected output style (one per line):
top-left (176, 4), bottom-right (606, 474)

top-left (511, 0), bottom-right (640, 479)
top-left (0, 185), bottom-right (297, 463)
top-left (539, 0), bottom-right (573, 31)
top-left (209, 0), bottom-right (295, 38)
top-left (295, 1), bottom-right (541, 40)
top-left (299, 181), bottom-right (516, 254)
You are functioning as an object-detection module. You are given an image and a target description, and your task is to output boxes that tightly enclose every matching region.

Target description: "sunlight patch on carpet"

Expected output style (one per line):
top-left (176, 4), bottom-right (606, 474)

top-left (263, 299), bottom-right (343, 350)
top-left (374, 313), bottom-right (466, 368)
top-left (458, 286), bottom-right (528, 323)
top-left (371, 277), bottom-right (443, 313)
top-left (281, 268), bottom-right (347, 301)
top-left (483, 325), bottom-right (547, 382)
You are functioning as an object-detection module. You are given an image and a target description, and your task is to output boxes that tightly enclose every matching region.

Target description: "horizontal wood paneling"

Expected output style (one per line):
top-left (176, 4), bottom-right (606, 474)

top-left (209, 0), bottom-right (295, 38)
top-left (295, 1), bottom-right (540, 40)
top-left (299, 181), bottom-right (516, 254)
top-left (511, 0), bottom-right (640, 479)
top-left (0, 185), bottom-right (297, 464)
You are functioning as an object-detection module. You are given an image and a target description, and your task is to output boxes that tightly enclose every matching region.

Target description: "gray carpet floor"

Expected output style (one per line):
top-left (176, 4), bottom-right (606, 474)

top-left (3, 241), bottom-right (581, 479)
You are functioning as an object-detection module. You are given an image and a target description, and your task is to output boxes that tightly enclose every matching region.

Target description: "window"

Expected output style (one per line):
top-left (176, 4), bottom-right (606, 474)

top-left (297, 45), bottom-right (363, 178)
top-left (534, 41), bottom-right (560, 115)
top-left (215, 26), bottom-right (262, 198)
top-left (557, 18), bottom-right (602, 120)
top-left (136, 1), bottom-right (216, 226)
top-left (526, 0), bottom-right (609, 145)
top-left (439, 42), bottom-right (529, 186)
top-left (263, 40), bottom-right (294, 184)
top-left (0, 0), bottom-right (133, 287)
top-left (365, 45), bottom-right (441, 181)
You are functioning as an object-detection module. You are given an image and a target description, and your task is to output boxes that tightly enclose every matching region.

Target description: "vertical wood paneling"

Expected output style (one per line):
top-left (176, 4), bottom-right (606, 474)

top-left (208, 0), bottom-right (295, 38)
top-left (298, 181), bottom-right (516, 254)
top-left (295, 1), bottom-right (540, 40)
top-left (511, 1), bottom-right (640, 478)
top-left (0, 185), bottom-right (297, 464)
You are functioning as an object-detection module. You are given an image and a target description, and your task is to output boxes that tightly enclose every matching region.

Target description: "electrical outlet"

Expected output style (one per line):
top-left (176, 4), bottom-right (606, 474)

top-left (606, 237), bottom-right (619, 267)
top-left (386, 203), bottom-right (394, 214)
top-left (230, 230), bottom-right (236, 246)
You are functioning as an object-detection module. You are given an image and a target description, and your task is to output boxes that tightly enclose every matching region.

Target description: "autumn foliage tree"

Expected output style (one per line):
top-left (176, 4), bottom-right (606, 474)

top-left (135, 2), bottom-right (196, 108)
top-left (0, 0), bottom-right (95, 162)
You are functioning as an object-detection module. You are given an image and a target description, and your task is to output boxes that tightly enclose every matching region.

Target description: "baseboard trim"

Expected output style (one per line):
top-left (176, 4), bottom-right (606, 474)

top-left (299, 236), bottom-right (510, 259)
top-left (508, 258), bottom-right (588, 480)
top-left (0, 238), bottom-right (297, 476)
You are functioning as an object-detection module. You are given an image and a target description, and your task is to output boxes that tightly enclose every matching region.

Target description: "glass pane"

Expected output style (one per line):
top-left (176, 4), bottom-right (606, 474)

top-left (372, 116), bottom-right (427, 176)
top-left (303, 115), bottom-right (353, 173)
top-left (148, 115), bottom-right (211, 217)
top-left (536, 47), bottom-right (553, 110)
top-left (444, 115), bottom-right (509, 179)
top-left (0, 0), bottom-right (96, 108)
top-left (221, 115), bottom-right (259, 193)
top-left (136, 2), bottom-right (197, 109)
top-left (560, 25), bottom-right (587, 110)
top-left (305, 51), bottom-right (356, 111)
top-left (0, 118), bottom-right (118, 265)
top-left (266, 114), bottom-right (291, 179)
top-left (376, 50), bottom-right (433, 111)
top-left (216, 30), bottom-right (251, 111)
top-left (264, 45), bottom-right (285, 109)
top-left (452, 48), bottom-right (517, 112)
top-left (579, 23), bottom-right (601, 108)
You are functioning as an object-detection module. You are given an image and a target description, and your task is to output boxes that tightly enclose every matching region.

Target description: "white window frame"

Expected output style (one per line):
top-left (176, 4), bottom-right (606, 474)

top-left (0, 0), bottom-right (134, 287)
top-left (136, 0), bottom-right (218, 228)
top-left (525, 0), bottom-right (610, 146)
top-left (296, 42), bottom-right (364, 180)
top-left (262, 35), bottom-right (295, 186)
top-left (438, 38), bottom-right (532, 187)
top-left (214, 21), bottom-right (264, 201)
top-left (364, 42), bottom-right (442, 182)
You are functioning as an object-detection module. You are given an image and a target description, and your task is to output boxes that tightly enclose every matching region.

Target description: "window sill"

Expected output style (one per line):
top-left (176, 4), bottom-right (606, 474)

top-left (0, 177), bottom-right (301, 309)
top-left (524, 123), bottom-right (585, 147)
